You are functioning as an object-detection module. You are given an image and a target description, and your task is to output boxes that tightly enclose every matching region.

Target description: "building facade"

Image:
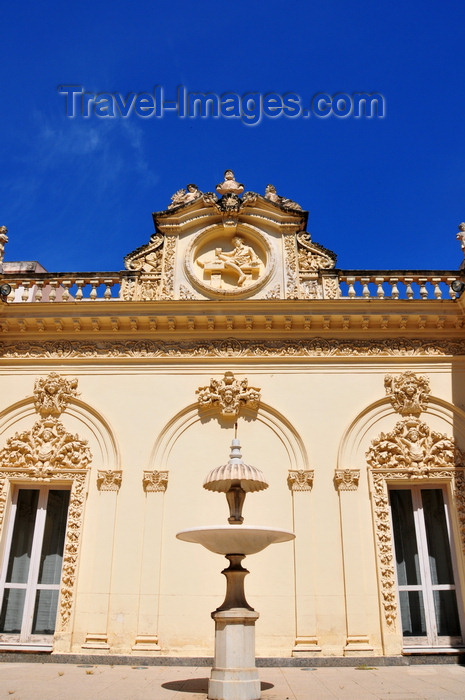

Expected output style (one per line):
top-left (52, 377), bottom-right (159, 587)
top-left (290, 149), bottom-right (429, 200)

top-left (0, 171), bottom-right (464, 658)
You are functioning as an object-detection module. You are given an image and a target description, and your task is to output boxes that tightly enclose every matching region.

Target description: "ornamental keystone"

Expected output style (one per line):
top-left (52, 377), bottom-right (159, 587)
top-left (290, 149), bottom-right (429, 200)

top-left (196, 371), bottom-right (261, 418)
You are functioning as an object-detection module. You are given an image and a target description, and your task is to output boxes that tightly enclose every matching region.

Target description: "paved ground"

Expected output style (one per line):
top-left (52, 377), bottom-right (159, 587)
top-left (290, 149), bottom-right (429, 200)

top-left (1, 663), bottom-right (465, 700)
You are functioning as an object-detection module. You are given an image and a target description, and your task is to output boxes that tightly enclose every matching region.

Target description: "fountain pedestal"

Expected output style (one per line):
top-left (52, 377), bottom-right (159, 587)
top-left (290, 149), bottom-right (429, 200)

top-left (208, 554), bottom-right (260, 700)
top-left (209, 608), bottom-right (260, 700)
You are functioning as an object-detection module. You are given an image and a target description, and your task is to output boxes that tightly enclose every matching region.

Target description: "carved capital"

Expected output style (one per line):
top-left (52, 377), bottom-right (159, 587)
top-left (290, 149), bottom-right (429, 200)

top-left (97, 470), bottom-right (122, 492)
top-left (288, 469), bottom-right (314, 491)
top-left (334, 469), bottom-right (360, 491)
top-left (384, 371), bottom-right (430, 417)
top-left (143, 470), bottom-right (169, 492)
top-left (196, 371), bottom-right (261, 418)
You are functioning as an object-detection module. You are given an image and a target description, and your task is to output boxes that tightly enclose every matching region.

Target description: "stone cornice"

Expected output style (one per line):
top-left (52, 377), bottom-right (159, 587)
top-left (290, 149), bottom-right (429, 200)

top-left (1, 298), bottom-right (464, 337)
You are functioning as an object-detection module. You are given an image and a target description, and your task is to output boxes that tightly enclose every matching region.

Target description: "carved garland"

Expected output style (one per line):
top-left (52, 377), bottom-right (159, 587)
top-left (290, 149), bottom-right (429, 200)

top-left (0, 373), bottom-right (92, 632)
top-left (160, 235), bottom-right (177, 300)
top-left (283, 234), bottom-right (299, 299)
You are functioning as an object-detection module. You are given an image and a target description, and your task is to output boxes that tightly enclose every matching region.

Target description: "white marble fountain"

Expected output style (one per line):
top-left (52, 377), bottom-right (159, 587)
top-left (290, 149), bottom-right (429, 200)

top-left (177, 437), bottom-right (295, 700)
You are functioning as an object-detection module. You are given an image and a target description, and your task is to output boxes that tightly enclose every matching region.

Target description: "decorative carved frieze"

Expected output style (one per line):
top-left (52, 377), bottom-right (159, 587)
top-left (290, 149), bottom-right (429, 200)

top-left (288, 469), bottom-right (314, 491)
top-left (384, 371), bottom-right (430, 417)
top-left (196, 371), bottom-right (261, 418)
top-left (97, 470), bottom-right (122, 492)
top-left (334, 469), bottom-right (360, 491)
top-left (143, 470), bottom-right (169, 492)
top-left (2, 337), bottom-right (464, 360)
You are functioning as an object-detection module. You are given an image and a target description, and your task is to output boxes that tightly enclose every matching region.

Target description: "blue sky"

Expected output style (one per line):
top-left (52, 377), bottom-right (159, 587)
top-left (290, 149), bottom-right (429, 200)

top-left (1, 0), bottom-right (465, 272)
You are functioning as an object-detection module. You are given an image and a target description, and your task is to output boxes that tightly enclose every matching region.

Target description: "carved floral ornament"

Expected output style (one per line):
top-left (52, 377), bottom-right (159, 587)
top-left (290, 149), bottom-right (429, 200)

top-left (196, 371), bottom-right (261, 419)
top-left (366, 371), bottom-right (465, 629)
top-left (0, 373), bottom-right (92, 632)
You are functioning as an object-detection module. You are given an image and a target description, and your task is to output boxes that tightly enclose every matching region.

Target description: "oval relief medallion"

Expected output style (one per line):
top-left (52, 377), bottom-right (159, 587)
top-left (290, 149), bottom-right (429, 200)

top-left (185, 228), bottom-right (274, 297)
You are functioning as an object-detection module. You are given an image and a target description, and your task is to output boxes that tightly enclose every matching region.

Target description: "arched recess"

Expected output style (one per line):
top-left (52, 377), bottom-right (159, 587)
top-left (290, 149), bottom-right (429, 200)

top-left (147, 401), bottom-right (310, 655)
top-left (336, 393), bottom-right (465, 655)
top-left (149, 401), bottom-right (309, 473)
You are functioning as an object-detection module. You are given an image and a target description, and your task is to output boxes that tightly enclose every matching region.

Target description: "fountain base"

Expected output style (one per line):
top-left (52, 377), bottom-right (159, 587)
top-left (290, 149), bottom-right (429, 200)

top-left (209, 608), bottom-right (260, 700)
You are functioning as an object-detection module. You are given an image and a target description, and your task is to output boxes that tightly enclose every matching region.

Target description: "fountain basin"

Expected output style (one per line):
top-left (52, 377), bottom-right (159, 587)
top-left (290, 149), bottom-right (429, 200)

top-left (176, 525), bottom-right (295, 555)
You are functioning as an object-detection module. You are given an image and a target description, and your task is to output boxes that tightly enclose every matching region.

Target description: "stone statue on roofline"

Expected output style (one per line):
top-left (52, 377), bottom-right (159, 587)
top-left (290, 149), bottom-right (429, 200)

top-left (457, 222), bottom-right (465, 253)
top-left (168, 183), bottom-right (202, 209)
top-left (264, 184), bottom-right (302, 211)
top-left (216, 170), bottom-right (244, 196)
top-left (0, 226), bottom-right (8, 263)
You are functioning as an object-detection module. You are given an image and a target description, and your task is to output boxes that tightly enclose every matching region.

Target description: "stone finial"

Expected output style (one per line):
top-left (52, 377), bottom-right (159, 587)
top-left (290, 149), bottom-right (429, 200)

top-left (196, 371), bottom-right (261, 418)
top-left (384, 371), bottom-right (430, 417)
top-left (0, 226), bottom-right (8, 263)
top-left (33, 372), bottom-right (79, 418)
top-left (264, 184), bottom-right (302, 211)
top-left (216, 170), bottom-right (244, 196)
top-left (168, 183), bottom-right (202, 209)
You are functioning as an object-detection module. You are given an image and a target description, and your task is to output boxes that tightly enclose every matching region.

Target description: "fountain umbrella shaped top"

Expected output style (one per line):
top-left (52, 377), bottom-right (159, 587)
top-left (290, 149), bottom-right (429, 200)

top-left (203, 438), bottom-right (268, 524)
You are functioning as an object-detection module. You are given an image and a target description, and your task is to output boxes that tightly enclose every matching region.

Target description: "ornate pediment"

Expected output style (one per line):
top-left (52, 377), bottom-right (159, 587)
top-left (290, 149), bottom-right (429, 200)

top-left (121, 170), bottom-right (343, 301)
